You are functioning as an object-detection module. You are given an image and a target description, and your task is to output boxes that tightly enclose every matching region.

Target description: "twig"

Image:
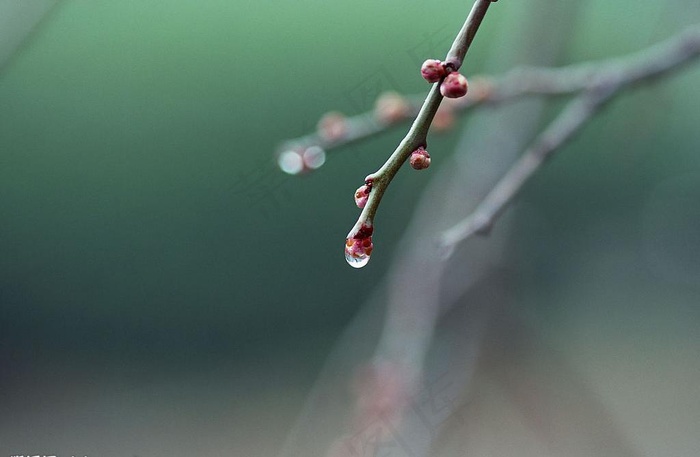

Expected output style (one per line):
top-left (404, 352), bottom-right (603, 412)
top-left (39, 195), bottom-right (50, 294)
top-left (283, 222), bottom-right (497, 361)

top-left (345, 0), bottom-right (497, 245)
top-left (439, 24), bottom-right (700, 255)
top-left (278, 24), bottom-right (700, 156)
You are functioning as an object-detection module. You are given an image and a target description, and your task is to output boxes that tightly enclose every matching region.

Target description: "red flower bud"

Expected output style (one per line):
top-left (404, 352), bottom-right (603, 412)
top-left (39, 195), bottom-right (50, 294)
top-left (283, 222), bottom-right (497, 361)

top-left (420, 59), bottom-right (446, 83)
top-left (317, 111), bottom-right (348, 142)
top-left (409, 147), bottom-right (431, 170)
top-left (440, 72), bottom-right (468, 99)
top-left (354, 184), bottom-right (371, 209)
top-left (374, 91), bottom-right (410, 124)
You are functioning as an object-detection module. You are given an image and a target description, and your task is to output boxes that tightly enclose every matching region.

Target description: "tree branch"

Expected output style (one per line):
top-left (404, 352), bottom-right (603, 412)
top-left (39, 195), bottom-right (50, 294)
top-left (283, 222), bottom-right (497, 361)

top-left (278, 24), bottom-right (700, 157)
top-left (439, 24), bottom-right (700, 255)
top-left (343, 0), bottom-right (497, 265)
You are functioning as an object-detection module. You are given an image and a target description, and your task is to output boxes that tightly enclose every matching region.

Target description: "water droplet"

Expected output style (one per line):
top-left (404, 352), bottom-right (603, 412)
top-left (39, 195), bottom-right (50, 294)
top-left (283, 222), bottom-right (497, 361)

top-left (345, 237), bottom-right (372, 268)
top-left (277, 150), bottom-right (304, 175)
top-left (303, 146), bottom-right (326, 170)
top-left (345, 249), bottom-right (371, 268)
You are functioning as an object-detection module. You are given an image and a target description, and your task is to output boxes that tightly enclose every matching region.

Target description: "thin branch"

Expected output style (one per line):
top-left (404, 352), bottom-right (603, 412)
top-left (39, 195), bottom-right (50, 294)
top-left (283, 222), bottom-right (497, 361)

top-left (439, 24), bottom-right (700, 255)
top-left (445, 0), bottom-right (493, 70)
top-left (346, 0), bottom-right (496, 243)
top-left (278, 24), bottom-right (700, 156)
top-left (439, 89), bottom-right (614, 255)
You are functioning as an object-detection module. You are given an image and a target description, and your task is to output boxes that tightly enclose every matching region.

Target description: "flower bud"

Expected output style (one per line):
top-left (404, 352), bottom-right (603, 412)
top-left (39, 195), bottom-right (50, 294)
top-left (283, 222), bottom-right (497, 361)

top-left (420, 59), bottom-right (445, 83)
top-left (440, 72), bottom-right (468, 98)
top-left (409, 147), bottom-right (431, 170)
top-left (467, 75), bottom-right (494, 102)
top-left (374, 91), bottom-right (410, 124)
top-left (432, 104), bottom-right (456, 132)
top-left (317, 111), bottom-right (348, 142)
top-left (354, 184), bottom-right (371, 209)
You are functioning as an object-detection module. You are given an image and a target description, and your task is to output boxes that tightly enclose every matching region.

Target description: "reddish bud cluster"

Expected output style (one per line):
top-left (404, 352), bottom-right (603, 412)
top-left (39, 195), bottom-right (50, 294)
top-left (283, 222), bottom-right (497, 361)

top-left (421, 58), bottom-right (469, 98)
top-left (410, 147), bottom-right (431, 170)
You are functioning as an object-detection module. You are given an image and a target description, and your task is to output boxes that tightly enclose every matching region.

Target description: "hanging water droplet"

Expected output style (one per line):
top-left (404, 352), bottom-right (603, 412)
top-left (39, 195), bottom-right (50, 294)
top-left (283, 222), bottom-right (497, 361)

top-left (345, 237), bottom-right (372, 268)
top-left (345, 250), bottom-right (371, 268)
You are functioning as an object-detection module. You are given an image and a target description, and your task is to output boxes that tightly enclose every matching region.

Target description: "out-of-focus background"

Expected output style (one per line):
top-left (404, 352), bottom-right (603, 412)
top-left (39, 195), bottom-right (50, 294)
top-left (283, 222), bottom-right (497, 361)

top-left (1, 1), bottom-right (699, 456)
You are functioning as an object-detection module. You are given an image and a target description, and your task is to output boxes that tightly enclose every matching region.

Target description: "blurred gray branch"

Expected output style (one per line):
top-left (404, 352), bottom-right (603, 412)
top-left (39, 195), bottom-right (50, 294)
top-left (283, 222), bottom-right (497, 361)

top-left (0, 0), bottom-right (58, 73)
top-left (441, 24), bottom-right (700, 253)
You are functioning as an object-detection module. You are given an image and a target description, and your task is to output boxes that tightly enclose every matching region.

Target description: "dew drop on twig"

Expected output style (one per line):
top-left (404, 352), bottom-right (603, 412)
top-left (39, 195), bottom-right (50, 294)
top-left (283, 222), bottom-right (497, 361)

top-left (345, 237), bottom-right (373, 268)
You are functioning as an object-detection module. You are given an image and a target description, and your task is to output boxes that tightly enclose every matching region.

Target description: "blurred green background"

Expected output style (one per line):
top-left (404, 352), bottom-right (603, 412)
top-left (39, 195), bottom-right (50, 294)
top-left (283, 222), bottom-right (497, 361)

top-left (1, 0), bottom-right (699, 455)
